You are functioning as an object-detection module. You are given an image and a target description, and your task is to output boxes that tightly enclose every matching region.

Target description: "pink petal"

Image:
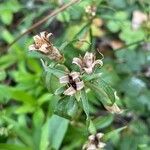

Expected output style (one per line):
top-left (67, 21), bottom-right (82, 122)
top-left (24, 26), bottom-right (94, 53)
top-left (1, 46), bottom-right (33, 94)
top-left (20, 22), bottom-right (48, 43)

top-left (40, 31), bottom-right (53, 39)
top-left (29, 44), bottom-right (37, 50)
top-left (70, 72), bottom-right (80, 80)
top-left (72, 57), bottom-right (83, 69)
top-left (40, 31), bottom-right (47, 38)
top-left (76, 81), bottom-right (84, 91)
top-left (46, 32), bottom-right (53, 39)
top-left (98, 142), bottom-right (106, 148)
top-left (59, 75), bottom-right (69, 84)
top-left (84, 52), bottom-right (94, 67)
top-left (83, 67), bottom-right (93, 74)
top-left (92, 59), bottom-right (103, 68)
top-left (64, 86), bottom-right (76, 95)
top-left (96, 133), bottom-right (104, 139)
top-left (39, 44), bottom-right (49, 53)
top-left (33, 35), bottom-right (41, 42)
top-left (88, 135), bottom-right (95, 141)
top-left (87, 144), bottom-right (97, 150)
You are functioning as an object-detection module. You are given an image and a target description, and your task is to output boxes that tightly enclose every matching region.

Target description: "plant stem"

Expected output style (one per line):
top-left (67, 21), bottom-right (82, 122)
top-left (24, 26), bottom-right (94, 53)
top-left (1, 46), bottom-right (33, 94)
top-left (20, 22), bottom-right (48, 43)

top-left (7, 0), bottom-right (81, 49)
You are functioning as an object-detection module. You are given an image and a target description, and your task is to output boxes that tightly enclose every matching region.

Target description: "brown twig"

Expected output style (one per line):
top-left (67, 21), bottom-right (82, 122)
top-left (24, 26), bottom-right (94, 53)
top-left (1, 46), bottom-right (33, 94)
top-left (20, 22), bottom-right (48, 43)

top-left (8, 0), bottom-right (81, 49)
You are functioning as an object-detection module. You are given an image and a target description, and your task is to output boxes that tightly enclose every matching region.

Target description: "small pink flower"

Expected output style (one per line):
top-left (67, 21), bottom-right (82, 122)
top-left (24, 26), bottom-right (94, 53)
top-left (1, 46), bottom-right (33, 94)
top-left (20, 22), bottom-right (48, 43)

top-left (59, 72), bottom-right (84, 96)
top-left (73, 52), bottom-right (103, 74)
top-left (29, 31), bottom-right (63, 61)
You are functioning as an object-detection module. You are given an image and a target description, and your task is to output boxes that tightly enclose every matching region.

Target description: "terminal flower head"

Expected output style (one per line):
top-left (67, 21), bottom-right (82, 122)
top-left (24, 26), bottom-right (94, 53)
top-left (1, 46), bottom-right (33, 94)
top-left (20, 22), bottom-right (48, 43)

top-left (29, 31), bottom-right (63, 61)
top-left (83, 133), bottom-right (106, 150)
top-left (59, 72), bottom-right (84, 95)
top-left (73, 52), bottom-right (103, 74)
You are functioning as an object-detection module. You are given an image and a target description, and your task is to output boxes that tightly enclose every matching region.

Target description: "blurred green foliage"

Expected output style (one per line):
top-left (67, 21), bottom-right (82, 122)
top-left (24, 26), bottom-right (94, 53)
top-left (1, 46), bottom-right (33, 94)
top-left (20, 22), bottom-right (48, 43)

top-left (0, 0), bottom-right (150, 150)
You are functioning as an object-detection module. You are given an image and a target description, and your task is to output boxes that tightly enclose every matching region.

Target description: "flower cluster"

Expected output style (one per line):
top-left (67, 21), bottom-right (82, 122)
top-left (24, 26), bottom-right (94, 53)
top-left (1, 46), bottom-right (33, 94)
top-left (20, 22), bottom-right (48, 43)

top-left (29, 33), bottom-right (103, 96)
top-left (29, 31), bottom-right (63, 61)
top-left (83, 133), bottom-right (106, 150)
top-left (29, 31), bottom-right (122, 149)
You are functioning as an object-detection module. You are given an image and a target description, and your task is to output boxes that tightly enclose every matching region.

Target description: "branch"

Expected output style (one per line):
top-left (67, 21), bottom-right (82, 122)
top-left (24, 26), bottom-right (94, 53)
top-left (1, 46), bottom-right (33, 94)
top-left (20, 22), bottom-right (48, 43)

top-left (8, 0), bottom-right (81, 49)
top-left (115, 39), bottom-right (145, 51)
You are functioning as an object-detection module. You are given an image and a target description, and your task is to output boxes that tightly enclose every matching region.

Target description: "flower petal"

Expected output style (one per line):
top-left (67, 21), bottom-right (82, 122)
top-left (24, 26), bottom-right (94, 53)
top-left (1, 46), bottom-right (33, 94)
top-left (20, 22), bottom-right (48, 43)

top-left (64, 86), bottom-right (76, 95)
top-left (40, 31), bottom-right (46, 38)
top-left (72, 57), bottom-right (83, 69)
top-left (87, 144), bottom-right (97, 150)
top-left (46, 32), bottom-right (53, 39)
top-left (88, 135), bottom-right (95, 141)
top-left (70, 72), bottom-right (80, 80)
top-left (92, 59), bottom-right (103, 68)
top-left (84, 52), bottom-right (94, 67)
top-left (83, 67), bottom-right (93, 74)
top-left (39, 43), bottom-right (49, 53)
top-left (96, 133), bottom-right (104, 139)
top-left (29, 44), bottom-right (37, 51)
top-left (33, 35), bottom-right (41, 42)
top-left (59, 75), bottom-right (69, 84)
top-left (76, 81), bottom-right (84, 91)
top-left (98, 142), bottom-right (106, 148)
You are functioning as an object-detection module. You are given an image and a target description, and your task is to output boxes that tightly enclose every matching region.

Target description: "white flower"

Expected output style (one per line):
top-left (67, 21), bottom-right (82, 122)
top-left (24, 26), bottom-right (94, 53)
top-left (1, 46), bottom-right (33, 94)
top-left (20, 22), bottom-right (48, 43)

top-left (29, 31), bottom-right (63, 61)
top-left (59, 72), bottom-right (84, 95)
top-left (73, 52), bottom-right (103, 74)
top-left (83, 133), bottom-right (106, 150)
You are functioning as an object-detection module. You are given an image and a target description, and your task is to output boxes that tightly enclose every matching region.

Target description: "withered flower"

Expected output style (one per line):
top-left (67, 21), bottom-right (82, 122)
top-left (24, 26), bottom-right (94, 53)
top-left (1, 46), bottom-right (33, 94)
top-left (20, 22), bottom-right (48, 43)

top-left (83, 133), bottom-right (106, 150)
top-left (105, 103), bottom-right (123, 114)
top-left (72, 52), bottom-right (103, 74)
top-left (29, 31), bottom-right (63, 61)
top-left (59, 72), bottom-right (84, 95)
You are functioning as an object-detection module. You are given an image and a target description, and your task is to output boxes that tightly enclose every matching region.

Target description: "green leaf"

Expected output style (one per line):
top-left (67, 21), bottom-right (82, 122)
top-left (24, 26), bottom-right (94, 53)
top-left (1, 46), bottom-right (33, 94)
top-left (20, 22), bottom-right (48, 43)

top-left (55, 96), bottom-right (78, 119)
top-left (104, 126), bottom-right (127, 141)
top-left (0, 144), bottom-right (31, 150)
top-left (54, 86), bottom-right (66, 95)
top-left (38, 93), bottom-right (53, 106)
top-left (82, 73), bottom-right (102, 81)
top-left (15, 105), bottom-right (35, 114)
top-left (88, 120), bottom-right (96, 134)
top-left (81, 89), bottom-right (89, 120)
top-left (10, 88), bottom-right (36, 105)
top-left (2, 117), bottom-right (33, 146)
top-left (57, 11), bottom-right (70, 22)
top-left (46, 67), bottom-right (66, 78)
top-left (0, 54), bottom-right (16, 69)
top-left (49, 115), bottom-right (69, 150)
top-left (33, 108), bottom-right (45, 128)
top-left (1, 10), bottom-right (13, 25)
top-left (86, 80), bottom-right (115, 106)
top-left (94, 115), bottom-right (114, 129)
top-left (96, 79), bottom-right (116, 104)
top-left (40, 120), bottom-right (50, 150)
top-left (0, 70), bottom-right (6, 81)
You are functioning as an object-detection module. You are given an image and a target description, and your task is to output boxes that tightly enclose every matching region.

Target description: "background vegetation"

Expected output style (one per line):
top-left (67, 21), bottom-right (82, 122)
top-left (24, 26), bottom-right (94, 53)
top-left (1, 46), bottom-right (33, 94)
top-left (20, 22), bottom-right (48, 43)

top-left (0, 0), bottom-right (150, 150)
